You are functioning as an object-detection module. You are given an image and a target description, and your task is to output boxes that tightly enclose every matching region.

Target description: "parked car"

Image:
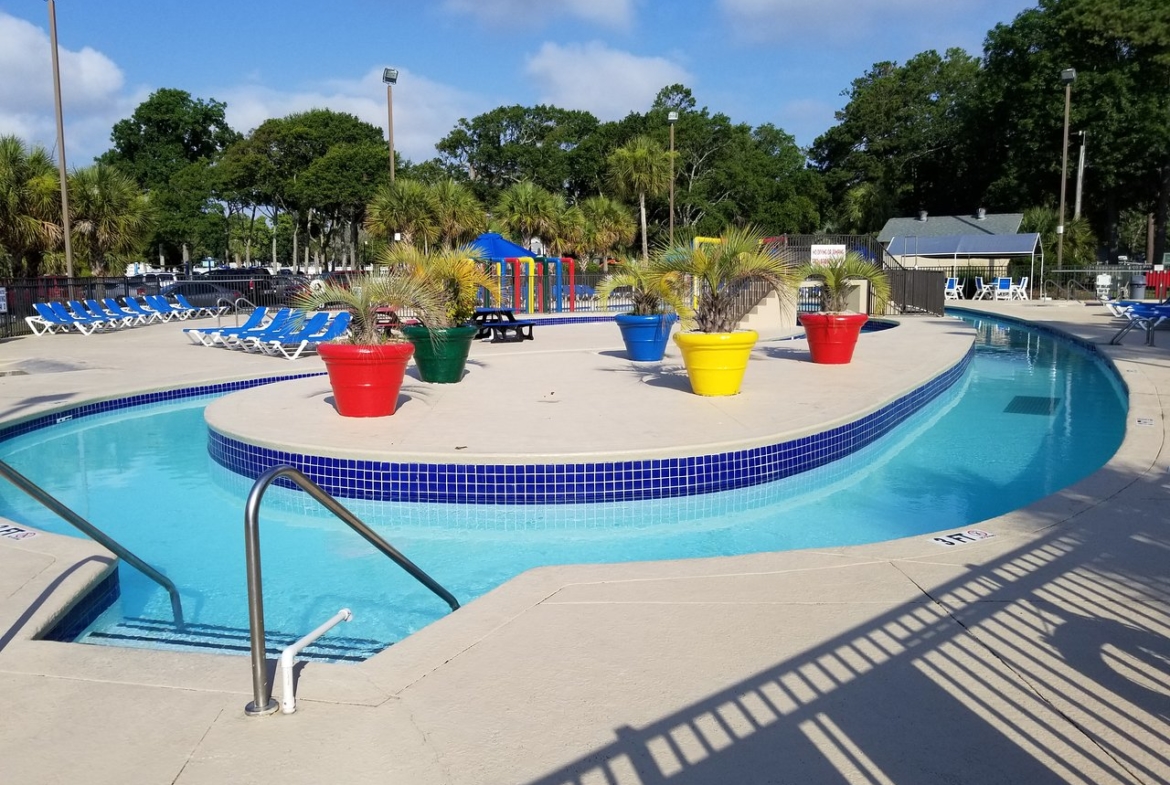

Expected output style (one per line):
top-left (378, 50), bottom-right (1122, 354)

top-left (159, 281), bottom-right (242, 311)
top-left (274, 274), bottom-right (311, 304)
top-left (204, 267), bottom-right (275, 302)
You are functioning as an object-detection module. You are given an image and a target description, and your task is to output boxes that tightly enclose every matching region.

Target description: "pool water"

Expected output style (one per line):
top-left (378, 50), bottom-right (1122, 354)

top-left (0, 315), bottom-right (1127, 656)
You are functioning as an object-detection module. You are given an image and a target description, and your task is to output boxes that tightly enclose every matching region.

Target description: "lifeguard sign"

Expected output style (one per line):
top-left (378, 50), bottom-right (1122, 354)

top-left (810, 244), bottom-right (846, 267)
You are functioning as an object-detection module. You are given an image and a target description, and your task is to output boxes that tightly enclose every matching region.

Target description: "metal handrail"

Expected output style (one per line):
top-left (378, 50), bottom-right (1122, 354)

top-left (0, 459), bottom-right (184, 627)
top-left (244, 464), bottom-right (460, 716)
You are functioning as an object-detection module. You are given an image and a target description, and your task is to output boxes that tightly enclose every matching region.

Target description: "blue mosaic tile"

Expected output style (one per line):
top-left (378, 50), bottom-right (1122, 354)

top-left (43, 568), bottom-right (120, 642)
top-left (207, 346), bottom-right (974, 505)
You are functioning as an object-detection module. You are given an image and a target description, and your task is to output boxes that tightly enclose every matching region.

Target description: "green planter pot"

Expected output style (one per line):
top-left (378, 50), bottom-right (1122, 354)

top-left (402, 324), bottom-right (477, 383)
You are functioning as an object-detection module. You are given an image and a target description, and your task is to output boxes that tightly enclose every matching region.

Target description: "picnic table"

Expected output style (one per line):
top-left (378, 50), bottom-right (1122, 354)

top-left (472, 308), bottom-right (535, 343)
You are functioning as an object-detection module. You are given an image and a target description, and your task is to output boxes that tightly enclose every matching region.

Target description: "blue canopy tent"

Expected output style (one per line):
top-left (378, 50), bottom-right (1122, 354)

top-left (468, 233), bottom-right (534, 260)
top-left (886, 233), bottom-right (1044, 297)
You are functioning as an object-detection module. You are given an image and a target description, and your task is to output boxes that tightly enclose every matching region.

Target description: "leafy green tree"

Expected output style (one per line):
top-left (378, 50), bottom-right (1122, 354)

top-left (68, 163), bottom-right (154, 275)
top-left (293, 141), bottom-right (387, 266)
top-left (436, 105), bottom-right (600, 203)
top-left (494, 181), bottom-right (558, 250)
top-left (0, 135), bottom-right (60, 276)
top-left (979, 0), bottom-right (1170, 259)
top-left (608, 136), bottom-right (673, 261)
top-left (100, 89), bottom-right (239, 266)
top-left (429, 178), bottom-right (486, 248)
top-left (366, 178), bottom-right (439, 249)
top-left (579, 195), bottom-right (635, 263)
top-left (102, 88), bottom-right (238, 192)
top-left (810, 49), bottom-right (983, 229)
top-left (1022, 204), bottom-right (1098, 268)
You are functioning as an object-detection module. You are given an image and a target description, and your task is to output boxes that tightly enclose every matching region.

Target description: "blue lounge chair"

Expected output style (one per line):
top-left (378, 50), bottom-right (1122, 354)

top-left (53, 301), bottom-right (110, 332)
top-left (25, 302), bottom-right (83, 335)
top-left (124, 297), bottom-right (169, 323)
top-left (78, 299), bottom-right (134, 329)
top-left (146, 294), bottom-right (194, 320)
top-left (67, 300), bottom-right (122, 330)
top-left (1110, 303), bottom-right (1170, 346)
top-left (174, 292), bottom-right (228, 318)
top-left (182, 307), bottom-right (270, 346)
top-left (102, 298), bottom-right (150, 326)
top-left (242, 311), bottom-right (330, 354)
top-left (259, 311), bottom-right (352, 360)
top-left (221, 309), bottom-right (301, 350)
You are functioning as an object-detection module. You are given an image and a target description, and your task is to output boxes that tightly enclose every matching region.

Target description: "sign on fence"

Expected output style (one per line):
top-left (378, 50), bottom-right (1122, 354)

top-left (0, 287), bottom-right (7, 314)
top-left (810, 244), bottom-right (847, 267)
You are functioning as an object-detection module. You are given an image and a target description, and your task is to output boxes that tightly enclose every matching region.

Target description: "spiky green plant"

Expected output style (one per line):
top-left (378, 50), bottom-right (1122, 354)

top-left (381, 243), bottom-right (501, 327)
top-left (293, 273), bottom-right (446, 345)
top-left (797, 251), bottom-right (891, 313)
top-left (649, 225), bottom-right (798, 333)
top-left (595, 255), bottom-right (689, 317)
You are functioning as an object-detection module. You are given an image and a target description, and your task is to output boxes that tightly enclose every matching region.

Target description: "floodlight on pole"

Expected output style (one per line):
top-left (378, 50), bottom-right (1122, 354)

top-left (668, 111), bottom-right (678, 247)
top-left (382, 68), bottom-right (399, 182)
top-left (1056, 68), bottom-right (1076, 272)
top-left (47, 0), bottom-right (74, 278)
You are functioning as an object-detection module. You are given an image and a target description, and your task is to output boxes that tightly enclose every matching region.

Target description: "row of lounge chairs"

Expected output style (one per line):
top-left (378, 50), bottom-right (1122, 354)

top-left (25, 295), bottom-right (226, 336)
top-left (1105, 299), bottom-right (1170, 346)
top-left (183, 307), bottom-right (352, 360)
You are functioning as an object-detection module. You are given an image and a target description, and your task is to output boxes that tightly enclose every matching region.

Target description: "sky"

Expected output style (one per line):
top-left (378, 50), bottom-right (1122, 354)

top-left (0, 0), bottom-right (1036, 169)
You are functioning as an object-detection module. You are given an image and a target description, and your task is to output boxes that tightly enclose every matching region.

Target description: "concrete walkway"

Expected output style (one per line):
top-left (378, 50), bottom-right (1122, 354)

top-left (1, 301), bottom-right (1168, 784)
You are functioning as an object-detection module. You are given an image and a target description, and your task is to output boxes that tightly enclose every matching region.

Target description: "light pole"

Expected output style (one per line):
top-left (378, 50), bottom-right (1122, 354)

top-left (382, 68), bottom-right (398, 182)
top-left (47, 0), bottom-right (74, 278)
top-left (668, 111), bottom-right (678, 246)
top-left (1056, 68), bottom-right (1076, 271)
top-left (1074, 130), bottom-right (1087, 220)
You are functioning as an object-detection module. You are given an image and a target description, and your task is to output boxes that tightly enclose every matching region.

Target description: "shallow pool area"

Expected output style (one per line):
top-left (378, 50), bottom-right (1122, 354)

top-left (0, 314), bottom-right (1127, 657)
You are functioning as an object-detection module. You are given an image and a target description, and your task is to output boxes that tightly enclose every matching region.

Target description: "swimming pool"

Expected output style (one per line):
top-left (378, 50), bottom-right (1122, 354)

top-left (0, 315), bottom-right (1127, 658)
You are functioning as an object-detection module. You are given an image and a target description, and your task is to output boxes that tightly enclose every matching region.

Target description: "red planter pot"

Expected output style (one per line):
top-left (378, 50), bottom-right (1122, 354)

top-left (800, 312), bottom-right (869, 364)
top-left (317, 342), bottom-right (414, 417)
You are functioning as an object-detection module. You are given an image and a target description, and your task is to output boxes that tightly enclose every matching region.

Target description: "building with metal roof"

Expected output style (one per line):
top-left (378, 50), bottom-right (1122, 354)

top-left (877, 210), bottom-right (1024, 244)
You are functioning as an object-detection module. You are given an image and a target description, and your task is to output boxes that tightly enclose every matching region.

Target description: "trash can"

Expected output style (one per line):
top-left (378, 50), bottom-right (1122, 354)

top-left (1130, 272), bottom-right (1147, 300)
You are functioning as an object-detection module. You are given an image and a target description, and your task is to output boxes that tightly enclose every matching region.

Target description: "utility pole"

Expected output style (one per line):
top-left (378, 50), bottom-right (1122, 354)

top-left (1074, 131), bottom-right (1087, 221)
top-left (47, 0), bottom-right (74, 278)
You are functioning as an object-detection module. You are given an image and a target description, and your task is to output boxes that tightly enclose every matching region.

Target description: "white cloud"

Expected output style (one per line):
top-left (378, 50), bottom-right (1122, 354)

top-left (0, 11), bottom-right (132, 163)
top-left (220, 68), bottom-right (488, 164)
top-left (525, 42), bottom-right (691, 121)
top-left (444, 0), bottom-right (634, 29)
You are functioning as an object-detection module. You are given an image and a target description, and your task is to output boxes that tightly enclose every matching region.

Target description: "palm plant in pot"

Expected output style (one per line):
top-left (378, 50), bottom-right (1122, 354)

top-left (383, 243), bottom-right (500, 383)
top-left (650, 226), bottom-right (798, 396)
top-left (595, 255), bottom-right (689, 362)
top-left (295, 273), bottom-right (444, 417)
top-left (797, 251), bottom-right (891, 364)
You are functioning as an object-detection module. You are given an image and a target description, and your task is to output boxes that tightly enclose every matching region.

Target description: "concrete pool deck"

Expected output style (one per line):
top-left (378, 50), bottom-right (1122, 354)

top-left (1, 302), bottom-right (1169, 783)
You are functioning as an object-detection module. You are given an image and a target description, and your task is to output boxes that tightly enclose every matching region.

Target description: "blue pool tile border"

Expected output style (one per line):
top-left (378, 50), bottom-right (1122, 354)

top-left (43, 568), bottom-right (120, 642)
top-left (207, 347), bottom-right (973, 505)
top-left (0, 372), bottom-right (326, 445)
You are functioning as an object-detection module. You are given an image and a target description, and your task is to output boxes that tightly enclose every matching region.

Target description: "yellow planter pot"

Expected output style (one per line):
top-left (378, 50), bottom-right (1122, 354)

top-left (673, 330), bottom-right (759, 396)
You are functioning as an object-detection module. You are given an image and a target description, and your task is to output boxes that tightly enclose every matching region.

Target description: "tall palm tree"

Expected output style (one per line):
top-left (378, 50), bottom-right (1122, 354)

top-left (494, 181), bottom-right (557, 250)
top-left (607, 136), bottom-right (672, 262)
top-left (429, 178), bottom-right (486, 249)
top-left (68, 163), bottom-right (154, 275)
top-left (580, 195), bottom-right (635, 265)
top-left (365, 178), bottom-right (438, 250)
top-left (546, 195), bottom-right (585, 257)
top-left (0, 135), bottom-right (60, 276)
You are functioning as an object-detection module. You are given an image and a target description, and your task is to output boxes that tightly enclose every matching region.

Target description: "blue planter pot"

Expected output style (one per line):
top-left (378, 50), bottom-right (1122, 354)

top-left (615, 313), bottom-right (678, 361)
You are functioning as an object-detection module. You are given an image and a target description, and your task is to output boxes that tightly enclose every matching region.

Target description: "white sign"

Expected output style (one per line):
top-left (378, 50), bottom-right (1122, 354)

top-left (0, 524), bottom-right (39, 541)
top-left (0, 286), bottom-right (7, 314)
top-left (810, 244), bottom-right (847, 267)
top-left (932, 528), bottom-right (994, 547)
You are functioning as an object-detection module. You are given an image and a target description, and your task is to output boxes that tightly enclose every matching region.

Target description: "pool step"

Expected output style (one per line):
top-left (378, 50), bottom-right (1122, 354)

top-left (82, 616), bottom-right (389, 663)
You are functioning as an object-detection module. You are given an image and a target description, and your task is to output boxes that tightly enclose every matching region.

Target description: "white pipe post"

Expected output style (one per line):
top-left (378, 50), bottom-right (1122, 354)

top-left (279, 609), bottom-right (353, 715)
